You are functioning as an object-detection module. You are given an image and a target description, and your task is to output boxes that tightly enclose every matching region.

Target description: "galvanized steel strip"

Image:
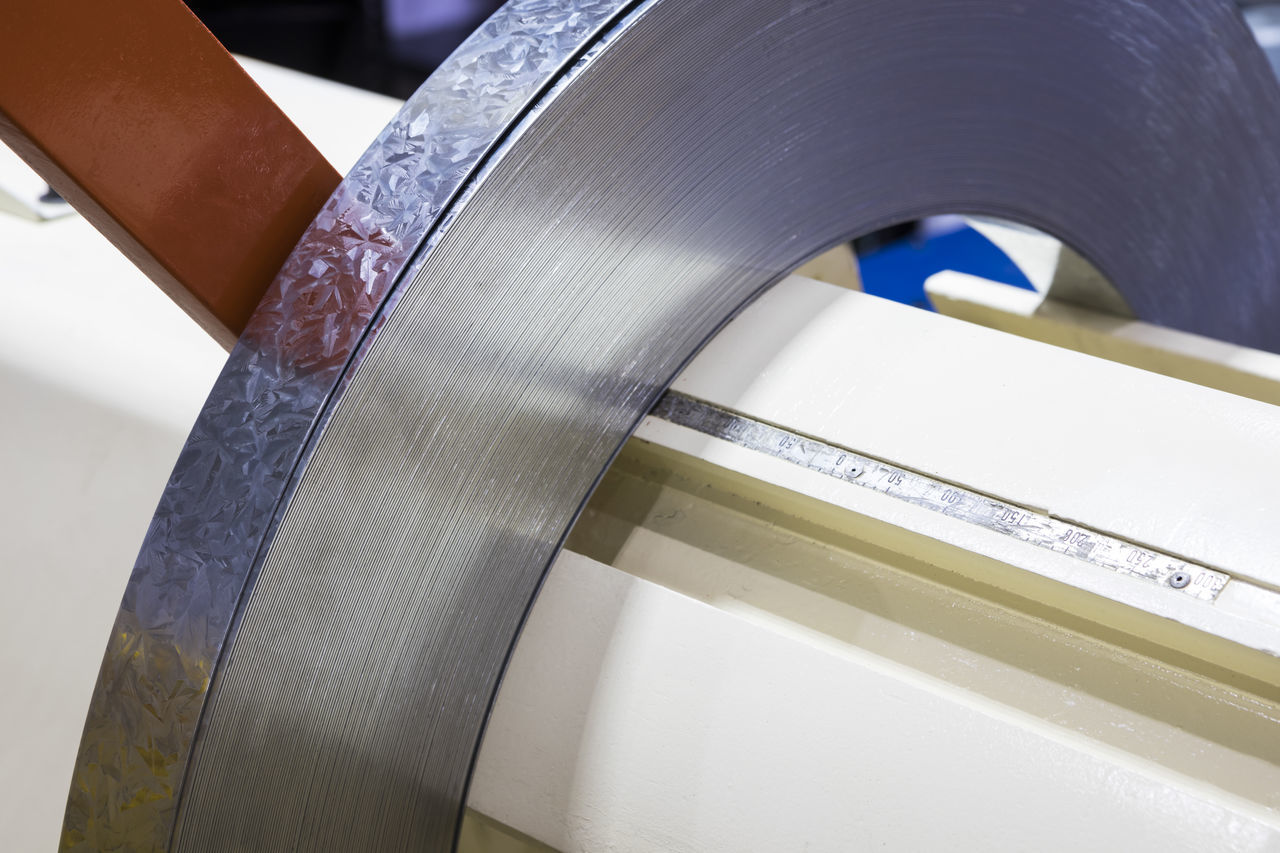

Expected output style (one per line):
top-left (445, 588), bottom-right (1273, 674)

top-left (60, 3), bottom-right (633, 850)
top-left (65, 0), bottom-right (1280, 851)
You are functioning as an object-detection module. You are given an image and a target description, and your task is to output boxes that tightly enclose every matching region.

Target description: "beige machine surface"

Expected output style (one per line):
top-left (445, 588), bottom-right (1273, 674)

top-left (466, 276), bottom-right (1280, 851)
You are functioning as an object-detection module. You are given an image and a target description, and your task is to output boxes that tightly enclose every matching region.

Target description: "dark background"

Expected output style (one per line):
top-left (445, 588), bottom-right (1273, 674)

top-left (187, 0), bottom-right (504, 98)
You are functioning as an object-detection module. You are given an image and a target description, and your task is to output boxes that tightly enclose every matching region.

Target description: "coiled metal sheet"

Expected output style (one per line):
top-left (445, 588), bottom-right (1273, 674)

top-left (63, 1), bottom-right (1280, 850)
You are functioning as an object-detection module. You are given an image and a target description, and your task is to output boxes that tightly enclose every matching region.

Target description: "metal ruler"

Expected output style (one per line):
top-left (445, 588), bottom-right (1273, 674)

top-left (651, 392), bottom-right (1229, 602)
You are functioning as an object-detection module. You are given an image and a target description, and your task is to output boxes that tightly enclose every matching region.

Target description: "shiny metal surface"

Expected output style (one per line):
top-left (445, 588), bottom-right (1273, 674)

top-left (65, 0), bottom-right (1280, 850)
top-left (652, 391), bottom-right (1229, 601)
top-left (61, 3), bottom-right (628, 849)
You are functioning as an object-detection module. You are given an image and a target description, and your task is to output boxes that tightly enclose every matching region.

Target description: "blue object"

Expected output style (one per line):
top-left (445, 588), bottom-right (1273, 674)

top-left (856, 222), bottom-right (1035, 310)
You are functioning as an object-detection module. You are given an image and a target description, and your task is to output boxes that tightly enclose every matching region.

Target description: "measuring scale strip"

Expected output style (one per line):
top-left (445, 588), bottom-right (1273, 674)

top-left (650, 391), bottom-right (1228, 602)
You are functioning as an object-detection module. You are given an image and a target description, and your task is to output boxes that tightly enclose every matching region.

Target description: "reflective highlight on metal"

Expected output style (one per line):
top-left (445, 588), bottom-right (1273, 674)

top-left (61, 3), bottom-right (630, 850)
top-left (65, 0), bottom-right (1280, 851)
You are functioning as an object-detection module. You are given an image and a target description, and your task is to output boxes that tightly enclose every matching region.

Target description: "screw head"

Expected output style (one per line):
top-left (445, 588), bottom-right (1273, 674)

top-left (1169, 572), bottom-right (1191, 589)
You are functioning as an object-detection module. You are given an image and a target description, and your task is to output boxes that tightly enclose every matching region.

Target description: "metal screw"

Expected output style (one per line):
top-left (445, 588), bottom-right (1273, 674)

top-left (1168, 571), bottom-right (1191, 589)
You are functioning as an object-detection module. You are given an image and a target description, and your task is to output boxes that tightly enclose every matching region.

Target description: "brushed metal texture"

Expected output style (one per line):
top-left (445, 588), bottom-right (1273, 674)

top-left (60, 3), bottom-right (630, 850)
top-left (67, 0), bottom-right (1280, 851)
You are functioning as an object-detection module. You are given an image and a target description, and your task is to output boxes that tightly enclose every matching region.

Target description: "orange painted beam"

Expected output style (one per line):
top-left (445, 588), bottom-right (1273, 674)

top-left (0, 0), bottom-right (341, 348)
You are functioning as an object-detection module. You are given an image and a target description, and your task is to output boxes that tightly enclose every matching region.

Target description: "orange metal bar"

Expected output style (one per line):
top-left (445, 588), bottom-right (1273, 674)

top-left (0, 0), bottom-right (341, 348)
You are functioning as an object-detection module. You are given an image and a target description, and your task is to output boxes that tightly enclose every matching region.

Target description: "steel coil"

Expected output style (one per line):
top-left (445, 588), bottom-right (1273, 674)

top-left (63, 1), bottom-right (1280, 850)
